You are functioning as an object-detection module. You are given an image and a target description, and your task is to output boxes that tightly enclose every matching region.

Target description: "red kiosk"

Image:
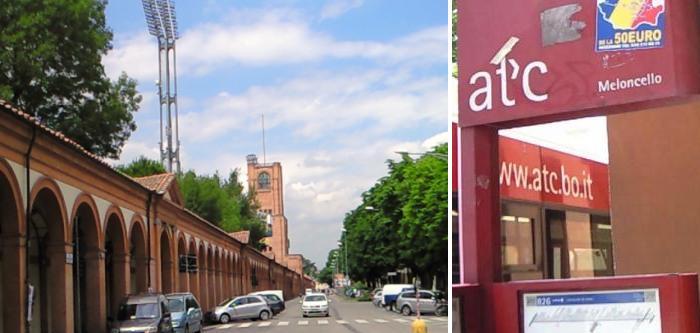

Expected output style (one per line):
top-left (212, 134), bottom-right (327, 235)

top-left (453, 0), bottom-right (700, 331)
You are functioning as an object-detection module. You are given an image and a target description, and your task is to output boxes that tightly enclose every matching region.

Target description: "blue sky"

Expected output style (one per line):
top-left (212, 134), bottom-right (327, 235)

top-left (104, 0), bottom-right (448, 267)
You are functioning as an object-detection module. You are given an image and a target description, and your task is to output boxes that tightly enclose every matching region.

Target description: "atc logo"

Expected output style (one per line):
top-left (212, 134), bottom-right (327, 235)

top-left (596, 0), bottom-right (665, 52)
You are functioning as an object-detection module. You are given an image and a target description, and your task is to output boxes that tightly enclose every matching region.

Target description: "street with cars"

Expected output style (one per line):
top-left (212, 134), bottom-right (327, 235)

top-left (202, 291), bottom-right (447, 332)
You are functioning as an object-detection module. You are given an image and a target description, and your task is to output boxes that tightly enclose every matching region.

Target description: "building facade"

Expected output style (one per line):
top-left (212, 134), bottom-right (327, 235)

top-left (246, 154), bottom-right (305, 275)
top-left (0, 100), bottom-right (312, 333)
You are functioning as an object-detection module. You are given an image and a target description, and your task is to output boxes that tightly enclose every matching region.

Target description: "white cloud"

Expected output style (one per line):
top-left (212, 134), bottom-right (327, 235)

top-left (104, 9), bottom-right (446, 81)
top-left (176, 70), bottom-right (445, 145)
top-left (320, 0), bottom-right (364, 20)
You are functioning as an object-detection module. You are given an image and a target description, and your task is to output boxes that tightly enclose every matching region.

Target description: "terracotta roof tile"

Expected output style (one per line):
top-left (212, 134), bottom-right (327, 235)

top-left (229, 231), bottom-right (250, 244)
top-left (134, 173), bottom-right (176, 194)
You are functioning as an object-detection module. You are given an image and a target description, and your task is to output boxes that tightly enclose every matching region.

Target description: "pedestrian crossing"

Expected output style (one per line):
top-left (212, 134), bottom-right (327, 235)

top-left (206, 317), bottom-right (448, 330)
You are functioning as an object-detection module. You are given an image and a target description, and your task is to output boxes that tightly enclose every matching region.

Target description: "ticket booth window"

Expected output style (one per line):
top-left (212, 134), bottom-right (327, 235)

top-left (545, 209), bottom-right (614, 279)
top-left (502, 215), bottom-right (535, 266)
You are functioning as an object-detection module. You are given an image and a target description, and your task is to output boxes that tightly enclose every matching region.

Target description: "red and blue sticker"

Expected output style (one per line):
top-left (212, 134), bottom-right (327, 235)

top-left (596, 0), bottom-right (665, 52)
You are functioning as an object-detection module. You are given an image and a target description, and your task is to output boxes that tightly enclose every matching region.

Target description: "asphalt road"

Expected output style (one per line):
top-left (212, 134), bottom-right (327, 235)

top-left (203, 294), bottom-right (448, 333)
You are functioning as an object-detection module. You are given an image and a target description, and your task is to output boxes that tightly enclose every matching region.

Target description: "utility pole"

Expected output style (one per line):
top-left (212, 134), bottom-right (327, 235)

top-left (143, 0), bottom-right (181, 173)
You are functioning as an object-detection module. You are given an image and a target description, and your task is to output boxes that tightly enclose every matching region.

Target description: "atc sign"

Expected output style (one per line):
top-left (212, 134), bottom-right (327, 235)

top-left (458, 0), bottom-right (700, 127)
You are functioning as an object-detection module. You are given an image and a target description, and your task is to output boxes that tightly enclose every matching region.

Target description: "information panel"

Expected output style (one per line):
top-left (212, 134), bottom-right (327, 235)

top-left (522, 289), bottom-right (661, 333)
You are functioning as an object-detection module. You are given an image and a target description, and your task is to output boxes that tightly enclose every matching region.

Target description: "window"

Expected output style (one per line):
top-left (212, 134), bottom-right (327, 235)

top-left (186, 296), bottom-right (200, 310)
top-left (167, 297), bottom-right (185, 313)
top-left (247, 297), bottom-right (263, 304)
top-left (232, 298), bottom-right (247, 306)
top-left (419, 292), bottom-right (433, 299)
top-left (258, 172), bottom-right (271, 189)
top-left (501, 215), bottom-right (535, 266)
top-left (400, 292), bottom-right (416, 299)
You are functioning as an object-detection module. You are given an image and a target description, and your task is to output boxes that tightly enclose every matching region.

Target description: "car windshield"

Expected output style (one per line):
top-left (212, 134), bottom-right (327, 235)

top-left (304, 295), bottom-right (326, 302)
top-left (218, 298), bottom-right (233, 307)
top-left (117, 303), bottom-right (159, 320)
top-left (167, 297), bottom-right (185, 313)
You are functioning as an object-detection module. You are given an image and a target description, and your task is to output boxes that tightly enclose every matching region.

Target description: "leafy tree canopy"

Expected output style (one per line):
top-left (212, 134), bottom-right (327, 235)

top-left (116, 156), bottom-right (166, 178)
top-left (329, 144), bottom-right (448, 289)
top-left (0, 0), bottom-right (142, 159)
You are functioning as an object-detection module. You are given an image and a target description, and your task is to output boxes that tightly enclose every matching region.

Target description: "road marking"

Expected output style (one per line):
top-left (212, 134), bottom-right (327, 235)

top-left (298, 320), bottom-right (309, 326)
top-left (374, 319), bottom-right (389, 323)
top-left (318, 319), bottom-right (329, 325)
top-left (336, 320), bottom-right (349, 324)
top-left (355, 319), bottom-right (369, 324)
top-left (421, 318), bottom-right (432, 322)
top-left (393, 318), bottom-right (409, 323)
top-left (277, 321), bottom-right (289, 326)
top-left (238, 323), bottom-right (253, 328)
top-left (432, 317), bottom-right (448, 322)
top-left (218, 324), bottom-right (234, 329)
top-left (258, 322), bottom-right (271, 327)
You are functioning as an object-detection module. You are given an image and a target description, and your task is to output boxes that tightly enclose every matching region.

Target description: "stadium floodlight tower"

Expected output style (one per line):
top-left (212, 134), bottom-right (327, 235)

top-left (142, 0), bottom-right (181, 173)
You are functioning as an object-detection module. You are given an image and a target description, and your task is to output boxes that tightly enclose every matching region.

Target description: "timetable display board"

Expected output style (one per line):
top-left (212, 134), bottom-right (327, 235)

top-left (522, 289), bottom-right (661, 333)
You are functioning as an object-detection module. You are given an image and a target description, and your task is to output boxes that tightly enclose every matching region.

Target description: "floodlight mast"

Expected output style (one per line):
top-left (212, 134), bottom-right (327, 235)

top-left (142, 0), bottom-right (181, 173)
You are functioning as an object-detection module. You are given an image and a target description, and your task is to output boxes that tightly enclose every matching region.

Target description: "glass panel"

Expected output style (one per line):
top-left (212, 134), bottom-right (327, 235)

top-left (502, 215), bottom-right (535, 266)
top-left (565, 211), bottom-right (594, 278)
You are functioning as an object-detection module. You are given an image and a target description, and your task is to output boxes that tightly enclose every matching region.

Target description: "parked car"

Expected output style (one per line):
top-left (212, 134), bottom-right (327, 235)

top-left (252, 293), bottom-right (285, 315)
top-left (301, 293), bottom-right (330, 317)
top-left (110, 293), bottom-right (174, 333)
top-left (370, 288), bottom-right (382, 297)
top-left (372, 290), bottom-right (382, 307)
top-left (396, 290), bottom-right (446, 316)
top-left (372, 291), bottom-right (383, 307)
top-left (209, 295), bottom-right (272, 323)
top-left (249, 290), bottom-right (285, 302)
top-left (381, 284), bottom-right (415, 311)
top-left (166, 292), bottom-right (203, 333)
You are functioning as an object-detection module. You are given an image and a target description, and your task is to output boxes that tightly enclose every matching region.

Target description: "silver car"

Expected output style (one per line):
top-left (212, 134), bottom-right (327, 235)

top-left (210, 295), bottom-right (272, 323)
top-left (396, 290), bottom-right (442, 316)
top-left (166, 292), bottom-right (203, 333)
top-left (110, 293), bottom-right (174, 333)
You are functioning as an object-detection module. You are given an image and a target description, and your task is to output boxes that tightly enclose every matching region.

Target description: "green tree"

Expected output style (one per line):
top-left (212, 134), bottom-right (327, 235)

top-left (116, 156), bottom-right (166, 177)
top-left (303, 258), bottom-right (318, 278)
top-left (341, 144), bottom-right (448, 290)
top-left (0, 0), bottom-right (142, 159)
top-left (178, 169), bottom-right (268, 250)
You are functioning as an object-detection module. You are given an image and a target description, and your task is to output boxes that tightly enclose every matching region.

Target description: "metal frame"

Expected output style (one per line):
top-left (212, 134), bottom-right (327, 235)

top-left (143, 0), bottom-right (181, 173)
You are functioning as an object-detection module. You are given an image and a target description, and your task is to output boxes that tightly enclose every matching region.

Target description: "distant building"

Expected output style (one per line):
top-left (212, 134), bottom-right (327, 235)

top-left (246, 154), bottom-right (304, 275)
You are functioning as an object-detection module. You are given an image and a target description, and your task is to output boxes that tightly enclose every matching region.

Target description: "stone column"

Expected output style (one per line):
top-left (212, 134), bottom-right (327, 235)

top-left (110, 253), bottom-right (130, 318)
top-left (208, 266), bottom-right (215, 307)
top-left (133, 256), bottom-right (149, 293)
top-left (46, 242), bottom-right (74, 333)
top-left (83, 251), bottom-right (107, 333)
top-left (1, 233), bottom-right (26, 333)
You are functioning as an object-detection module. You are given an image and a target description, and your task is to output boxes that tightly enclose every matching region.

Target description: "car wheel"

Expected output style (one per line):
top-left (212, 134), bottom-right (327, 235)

top-left (219, 313), bottom-right (230, 324)
top-left (401, 305), bottom-right (412, 316)
top-left (259, 310), bottom-right (270, 321)
top-left (325, 312), bottom-right (329, 317)
top-left (303, 314), bottom-right (307, 318)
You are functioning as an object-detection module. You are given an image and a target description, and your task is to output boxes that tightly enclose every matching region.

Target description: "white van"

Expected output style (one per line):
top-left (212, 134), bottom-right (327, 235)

top-left (381, 284), bottom-right (414, 311)
top-left (249, 290), bottom-right (285, 302)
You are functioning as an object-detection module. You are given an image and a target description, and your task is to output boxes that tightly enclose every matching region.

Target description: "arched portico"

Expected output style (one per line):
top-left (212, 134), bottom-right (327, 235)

top-left (160, 228), bottom-right (174, 293)
top-left (177, 234), bottom-right (188, 292)
top-left (71, 194), bottom-right (105, 333)
top-left (104, 208), bottom-right (129, 319)
top-left (0, 160), bottom-right (25, 333)
top-left (198, 243), bottom-right (208, 309)
top-left (129, 218), bottom-right (148, 294)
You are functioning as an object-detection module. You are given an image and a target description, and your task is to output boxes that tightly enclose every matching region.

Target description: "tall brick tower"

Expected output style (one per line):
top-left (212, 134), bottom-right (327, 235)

top-left (246, 154), bottom-right (290, 263)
